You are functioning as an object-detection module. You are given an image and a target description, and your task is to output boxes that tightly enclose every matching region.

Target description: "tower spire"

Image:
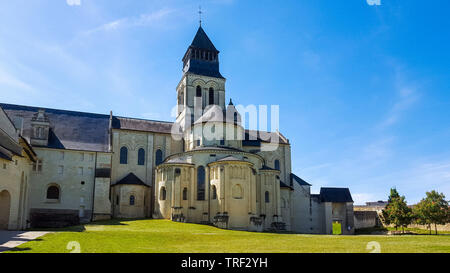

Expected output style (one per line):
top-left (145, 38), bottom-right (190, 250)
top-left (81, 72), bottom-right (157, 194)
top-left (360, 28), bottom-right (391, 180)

top-left (198, 6), bottom-right (203, 27)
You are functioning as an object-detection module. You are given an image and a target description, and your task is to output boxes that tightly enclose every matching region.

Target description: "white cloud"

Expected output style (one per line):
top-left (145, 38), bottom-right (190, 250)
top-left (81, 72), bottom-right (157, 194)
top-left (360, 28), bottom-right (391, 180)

top-left (352, 193), bottom-right (377, 205)
top-left (66, 0), bottom-right (81, 6)
top-left (0, 68), bottom-right (34, 91)
top-left (378, 63), bottom-right (421, 128)
top-left (84, 8), bottom-right (175, 35)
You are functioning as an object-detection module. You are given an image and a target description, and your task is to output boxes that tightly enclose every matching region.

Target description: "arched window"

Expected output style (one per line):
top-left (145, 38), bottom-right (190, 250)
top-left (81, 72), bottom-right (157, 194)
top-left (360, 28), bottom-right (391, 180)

top-left (197, 166), bottom-right (205, 200)
top-left (196, 86), bottom-right (202, 97)
top-left (138, 148), bottom-right (145, 166)
top-left (155, 149), bottom-right (163, 166)
top-left (265, 191), bottom-right (270, 203)
top-left (120, 146), bottom-right (128, 164)
top-left (274, 160), bottom-right (280, 171)
top-left (209, 88), bottom-right (214, 105)
top-left (129, 195), bottom-right (135, 206)
top-left (47, 185), bottom-right (60, 200)
top-left (160, 187), bottom-right (166, 201)
top-left (211, 185), bottom-right (217, 200)
top-left (183, 188), bottom-right (188, 200)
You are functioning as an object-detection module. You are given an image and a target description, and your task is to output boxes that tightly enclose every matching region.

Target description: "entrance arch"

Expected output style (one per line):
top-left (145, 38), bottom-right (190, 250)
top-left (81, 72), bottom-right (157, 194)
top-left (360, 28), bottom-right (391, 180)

top-left (0, 190), bottom-right (11, 230)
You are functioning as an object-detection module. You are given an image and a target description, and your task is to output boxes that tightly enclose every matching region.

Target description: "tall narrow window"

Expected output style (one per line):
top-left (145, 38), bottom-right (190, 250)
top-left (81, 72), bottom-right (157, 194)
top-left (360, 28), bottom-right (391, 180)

top-left (209, 88), bottom-right (214, 105)
top-left (120, 147), bottom-right (128, 164)
top-left (196, 86), bottom-right (202, 97)
top-left (265, 191), bottom-right (270, 203)
top-left (129, 195), bottom-right (135, 206)
top-left (160, 187), bottom-right (167, 200)
top-left (212, 185), bottom-right (217, 200)
top-left (155, 149), bottom-right (163, 166)
top-left (197, 166), bottom-right (205, 200)
top-left (138, 148), bottom-right (145, 165)
top-left (274, 160), bottom-right (280, 171)
top-left (183, 188), bottom-right (188, 200)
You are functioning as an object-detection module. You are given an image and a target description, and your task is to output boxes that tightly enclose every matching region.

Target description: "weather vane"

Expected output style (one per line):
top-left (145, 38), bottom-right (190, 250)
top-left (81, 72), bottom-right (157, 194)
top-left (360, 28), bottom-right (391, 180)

top-left (198, 6), bottom-right (203, 26)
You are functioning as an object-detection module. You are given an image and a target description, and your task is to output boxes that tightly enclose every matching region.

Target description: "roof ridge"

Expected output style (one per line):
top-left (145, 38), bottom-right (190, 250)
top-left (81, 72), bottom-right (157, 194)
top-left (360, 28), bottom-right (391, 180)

top-left (0, 103), bottom-right (110, 118)
top-left (115, 115), bottom-right (174, 124)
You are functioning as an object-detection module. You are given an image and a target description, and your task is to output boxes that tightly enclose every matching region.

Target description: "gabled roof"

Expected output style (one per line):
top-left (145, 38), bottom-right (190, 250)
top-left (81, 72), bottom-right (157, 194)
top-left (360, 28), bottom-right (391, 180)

top-left (113, 173), bottom-right (150, 187)
top-left (291, 173), bottom-right (311, 186)
top-left (320, 187), bottom-right (353, 203)
top-left (190, 26), bottom-right (218, 52)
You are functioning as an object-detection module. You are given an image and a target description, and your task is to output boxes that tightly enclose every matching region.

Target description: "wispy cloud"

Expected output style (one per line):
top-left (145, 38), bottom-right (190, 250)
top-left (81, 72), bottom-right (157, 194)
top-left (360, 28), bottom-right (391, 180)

top-left (66, 0), bottom-right (81, 6)
top-left (0, 68), bottom-right (34, 91)
top-left (84, 8), bottom-right (176, 35)
top-left (352, 193), bottom-right (376, 205)
top-left (378, 63), bottom-right (421, 128)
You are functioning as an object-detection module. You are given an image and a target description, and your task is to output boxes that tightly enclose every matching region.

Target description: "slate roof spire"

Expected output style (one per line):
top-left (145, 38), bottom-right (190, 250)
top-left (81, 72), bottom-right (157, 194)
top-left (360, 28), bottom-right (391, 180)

top-left (190, 26), bottom-right (218, 52)
top-left (182, 26), bottom-right (224, 78)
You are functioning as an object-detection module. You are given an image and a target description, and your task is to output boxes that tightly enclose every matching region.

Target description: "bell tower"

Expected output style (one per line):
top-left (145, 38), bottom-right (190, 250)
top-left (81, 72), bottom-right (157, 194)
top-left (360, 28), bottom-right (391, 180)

top-left (176, 25), bottom-right (226, 133)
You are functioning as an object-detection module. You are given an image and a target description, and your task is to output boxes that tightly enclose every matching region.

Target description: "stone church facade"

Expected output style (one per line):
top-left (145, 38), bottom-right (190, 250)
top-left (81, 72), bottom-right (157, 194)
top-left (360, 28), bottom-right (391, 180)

top-left (0, 26), bottom-right (354, 234)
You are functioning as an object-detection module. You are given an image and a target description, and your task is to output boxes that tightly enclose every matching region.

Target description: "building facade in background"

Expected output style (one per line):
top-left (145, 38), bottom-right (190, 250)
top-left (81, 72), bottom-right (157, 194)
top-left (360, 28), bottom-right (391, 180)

top-left (0, 26), bottom-right (354, 234)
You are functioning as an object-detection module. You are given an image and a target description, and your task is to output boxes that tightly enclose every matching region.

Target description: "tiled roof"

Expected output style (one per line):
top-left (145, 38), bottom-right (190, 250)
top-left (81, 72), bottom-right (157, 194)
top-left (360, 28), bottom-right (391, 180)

top-left (217, 155), bottom-right (241, 162)
top-left (190, 26), bottom-right (218, 51)
top-left (320, 187), bottom-right (353, 203)
top-left (112, 116), bottom-right (174, 134)
top-left (280, 181), bottom-right (293, 190)
top-left (244, 130), bottom-right (289, 146)
top-left (1, 103), bottom-right (110, 152)
top-left (113, 173), bottom-right (149, 187)
top-left (290, 173), bottom-right (312, 186)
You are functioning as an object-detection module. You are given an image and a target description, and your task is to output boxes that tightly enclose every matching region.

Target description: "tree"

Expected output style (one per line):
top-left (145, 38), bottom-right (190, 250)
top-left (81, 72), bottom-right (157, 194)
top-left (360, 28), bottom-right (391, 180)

top-left (414, 191), bottom-right (449, 235)
top-left (413, 199), bottom-right (432, 234)
top-left (382, 188), bottom-right (413, 233)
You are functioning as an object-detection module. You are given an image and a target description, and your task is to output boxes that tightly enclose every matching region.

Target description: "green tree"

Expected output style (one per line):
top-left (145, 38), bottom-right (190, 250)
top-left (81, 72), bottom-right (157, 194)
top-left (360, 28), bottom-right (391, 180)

top-left (382, 188), bottom-right (413, 233)
top-left (413, 199), bottom-right (432, 234)
top-left (414, 191), bottom-right (449, 235)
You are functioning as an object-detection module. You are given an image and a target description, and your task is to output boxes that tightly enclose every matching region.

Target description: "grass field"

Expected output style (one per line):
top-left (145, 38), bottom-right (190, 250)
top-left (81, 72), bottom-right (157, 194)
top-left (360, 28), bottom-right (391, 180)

top-left (5, 219), bottom-right (450, 253)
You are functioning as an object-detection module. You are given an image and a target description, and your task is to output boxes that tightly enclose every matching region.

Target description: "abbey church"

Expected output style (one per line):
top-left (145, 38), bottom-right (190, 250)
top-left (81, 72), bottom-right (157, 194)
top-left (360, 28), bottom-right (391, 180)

top-left (0, 26), bottom-right (355, 234)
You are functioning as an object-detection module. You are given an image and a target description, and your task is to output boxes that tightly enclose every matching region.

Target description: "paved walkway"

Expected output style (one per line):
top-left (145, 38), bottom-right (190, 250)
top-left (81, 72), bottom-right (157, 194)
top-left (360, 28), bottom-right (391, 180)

top-left (0, 231), bottom-right (49, 252)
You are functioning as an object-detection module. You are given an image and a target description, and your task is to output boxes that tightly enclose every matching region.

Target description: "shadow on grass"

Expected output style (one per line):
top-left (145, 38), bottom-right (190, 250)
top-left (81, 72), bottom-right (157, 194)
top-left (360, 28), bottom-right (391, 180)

top-left (24, 218), bottom-right (154, 233)
top-left (1, 246), bottom-right (32, 252)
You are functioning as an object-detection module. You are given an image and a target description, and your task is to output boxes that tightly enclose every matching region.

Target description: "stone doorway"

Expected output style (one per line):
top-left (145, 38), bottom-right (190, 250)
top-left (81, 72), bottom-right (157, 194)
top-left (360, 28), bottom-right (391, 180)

top-left (0, 190), bottom-right (11, 230)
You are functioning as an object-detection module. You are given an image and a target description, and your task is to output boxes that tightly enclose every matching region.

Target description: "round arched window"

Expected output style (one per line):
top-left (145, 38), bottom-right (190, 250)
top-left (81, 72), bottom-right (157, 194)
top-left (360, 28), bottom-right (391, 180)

top-left (47, 185), bottom-right (60, 200)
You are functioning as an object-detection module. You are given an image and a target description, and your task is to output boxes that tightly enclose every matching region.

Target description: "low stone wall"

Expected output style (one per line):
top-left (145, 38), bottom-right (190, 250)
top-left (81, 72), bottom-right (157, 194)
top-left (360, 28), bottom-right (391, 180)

top-left (408, 223), bottom-right (450, 232)
top-left (354, 211), bottom-right (379, 229)
top-left (30, 208), bottom-right (83, 228)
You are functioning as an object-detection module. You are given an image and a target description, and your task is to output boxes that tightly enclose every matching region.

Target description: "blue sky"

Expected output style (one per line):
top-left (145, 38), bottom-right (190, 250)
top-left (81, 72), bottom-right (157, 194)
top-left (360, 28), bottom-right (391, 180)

top-left (0, 0), bottom-right (449, 204)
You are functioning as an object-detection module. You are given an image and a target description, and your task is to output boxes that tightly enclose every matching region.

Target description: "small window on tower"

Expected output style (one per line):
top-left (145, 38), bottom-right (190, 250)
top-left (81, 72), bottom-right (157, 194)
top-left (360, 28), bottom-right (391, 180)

top-left (209, 88), bottom-right (214, 105)
top-left (196, 86), bottom-right (202, 97)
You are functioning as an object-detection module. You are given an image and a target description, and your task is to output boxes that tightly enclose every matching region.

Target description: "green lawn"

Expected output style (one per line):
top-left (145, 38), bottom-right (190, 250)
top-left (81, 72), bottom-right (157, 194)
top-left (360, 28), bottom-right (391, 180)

top-left (6, 219), bottom-right (450, 253)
